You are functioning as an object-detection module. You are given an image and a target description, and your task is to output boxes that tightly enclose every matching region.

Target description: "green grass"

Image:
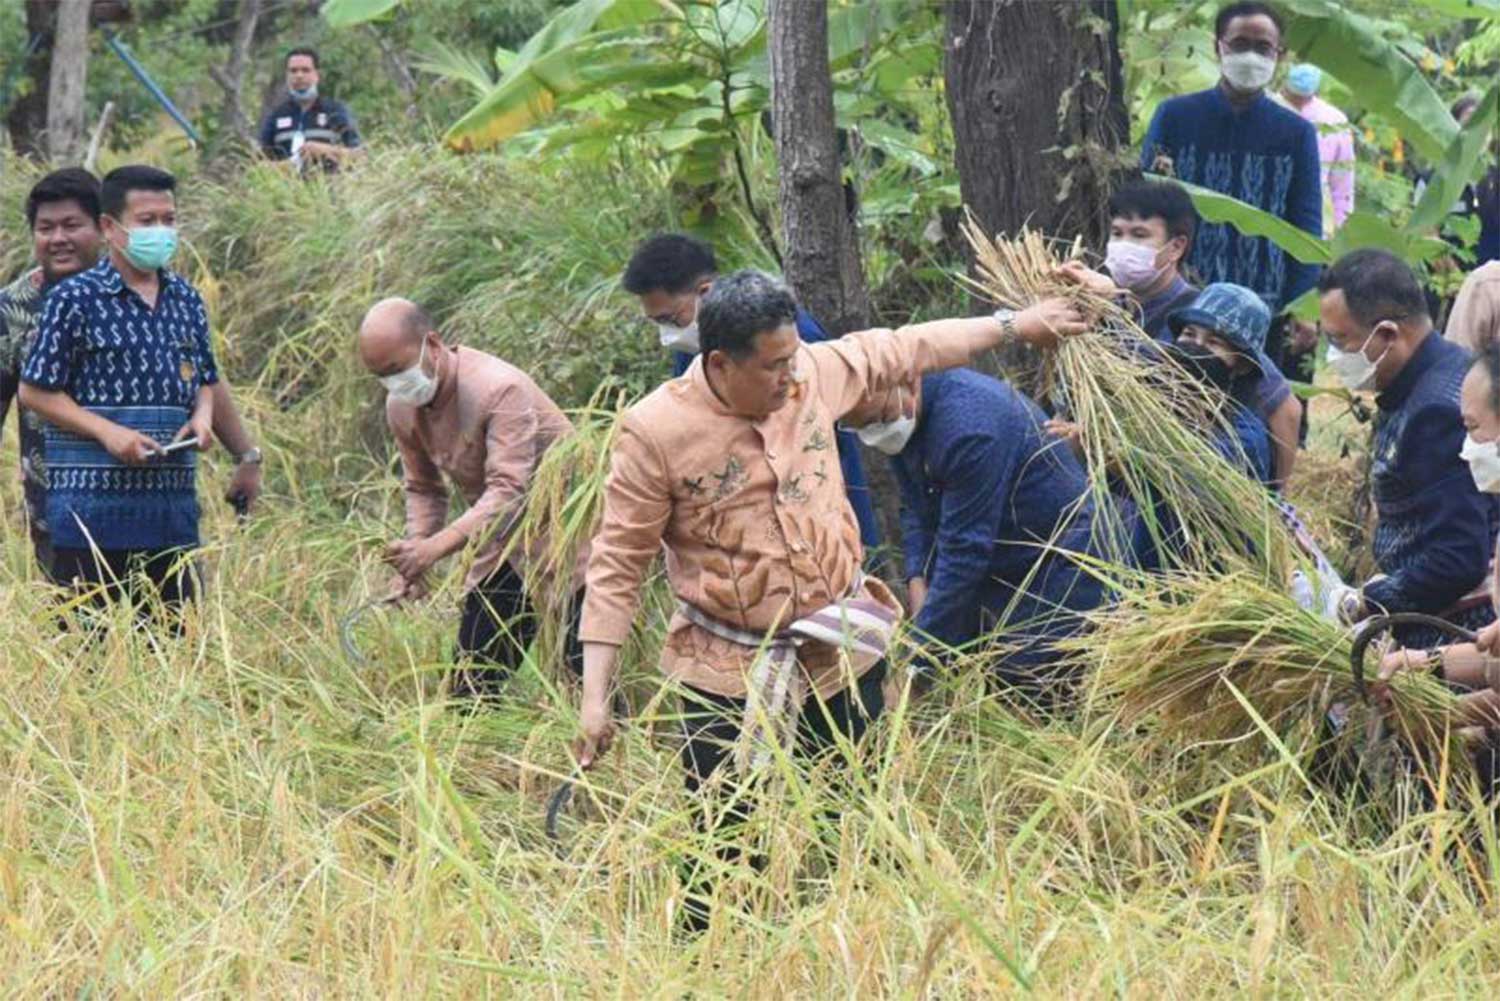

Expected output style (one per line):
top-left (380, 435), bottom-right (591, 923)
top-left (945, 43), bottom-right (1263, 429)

top-left (4, 148), bottom-right (1500, 995)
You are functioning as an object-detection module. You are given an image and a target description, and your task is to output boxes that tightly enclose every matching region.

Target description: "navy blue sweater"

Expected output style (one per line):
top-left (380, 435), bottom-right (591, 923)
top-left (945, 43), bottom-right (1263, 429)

top-left (891, 369), bottom-right (1111, 670)
top-left (1141, 87), bottom-right (1323, 311)
top-left (673, 307), bottom-right (881, 550)
top-left (1364, 333), bottom-right (1498, 644)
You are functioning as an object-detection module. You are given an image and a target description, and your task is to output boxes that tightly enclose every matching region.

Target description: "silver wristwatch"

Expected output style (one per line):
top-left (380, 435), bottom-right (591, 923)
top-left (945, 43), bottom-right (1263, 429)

top-left (236, 447), bottom-right (263, 466)
top-left (993, 308), bottom-right (1018, 340)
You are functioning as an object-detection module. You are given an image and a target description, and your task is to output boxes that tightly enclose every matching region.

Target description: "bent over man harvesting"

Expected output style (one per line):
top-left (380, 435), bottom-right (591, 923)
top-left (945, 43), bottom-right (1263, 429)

top-left (573, 269), bottom-right (1083, 930)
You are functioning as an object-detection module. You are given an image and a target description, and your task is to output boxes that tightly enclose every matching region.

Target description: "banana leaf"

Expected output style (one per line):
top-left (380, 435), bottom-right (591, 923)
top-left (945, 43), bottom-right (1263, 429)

top-left (319, 0), bottom-right (401, 28)
top-left (1280, 0), bottom-right (1457, 162)
top-left (1412, 0), bottom-right (1500, 19)
top-left (1409, 82), bottom-right (1500, 234)
top-left (1165, 177), bottom-right (1332, 266)
top-left (443, 0), bottom-right (679, 152)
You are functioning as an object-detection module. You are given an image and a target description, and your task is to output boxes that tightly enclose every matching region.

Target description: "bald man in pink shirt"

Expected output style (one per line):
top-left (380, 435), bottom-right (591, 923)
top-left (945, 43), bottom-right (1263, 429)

top-left (359, 297), bottom-right (587, 702)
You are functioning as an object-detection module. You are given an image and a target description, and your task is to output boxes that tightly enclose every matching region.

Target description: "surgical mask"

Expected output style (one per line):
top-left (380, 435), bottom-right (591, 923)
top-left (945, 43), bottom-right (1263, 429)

top-left (1460, 434), bottom-right (1500, 493)
top-left (1221, 51), bottom-right (1276, 93)
top-left (119, 224), bottom-right (178, 271)
top-left (657, 321), bottom-right (700, 354)
top-left (1325, 329), bottom-right (1388, 392)
top-left (381, 340), bottom-right (439, 406)
top-left (856, 389), bottom-right (917, 455)
top-left (1105, 240), bottom-right (1167, 292)
top-left (290, 83), bottom-right (318, 102)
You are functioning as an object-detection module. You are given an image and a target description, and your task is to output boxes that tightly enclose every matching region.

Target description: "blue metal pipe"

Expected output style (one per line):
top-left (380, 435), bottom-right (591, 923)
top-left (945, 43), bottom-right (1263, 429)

top-left (103, 29), bottom-right (204, 146)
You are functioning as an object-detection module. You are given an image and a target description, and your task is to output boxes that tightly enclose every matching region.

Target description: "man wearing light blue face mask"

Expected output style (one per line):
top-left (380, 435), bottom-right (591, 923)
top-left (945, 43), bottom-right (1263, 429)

top-left (19, 166), bottom-right (220, 614)
top-left (258, 47), bottom-right (363, 173)
top-left (1316, 249), bottom-right (1499, 649)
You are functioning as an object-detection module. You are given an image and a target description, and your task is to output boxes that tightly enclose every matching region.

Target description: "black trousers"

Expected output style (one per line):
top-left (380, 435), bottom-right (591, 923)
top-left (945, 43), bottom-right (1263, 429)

top-left (50, 547), bottom-right (198, 627)
top-left (453, 560), bottom-right (584, 698)
top-left (676, 661), bottom-right (887, 932)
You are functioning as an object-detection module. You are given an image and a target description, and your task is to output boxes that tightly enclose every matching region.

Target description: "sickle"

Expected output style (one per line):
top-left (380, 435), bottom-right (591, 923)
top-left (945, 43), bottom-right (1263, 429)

top-left (1349, 613), bottom-right (1479, 705)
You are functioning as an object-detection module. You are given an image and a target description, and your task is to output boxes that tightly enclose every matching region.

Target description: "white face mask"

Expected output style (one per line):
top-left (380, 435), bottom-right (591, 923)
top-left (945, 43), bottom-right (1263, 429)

top-left (1105, 240), bottom-right (1168, 293)
top-left (657, 321), bottom-right (700, 354)
top-left (1325, 329), bottom-right (1388, 392)
top-left (1221, 50), bottom-right (1276, 93)
top-left (1461, 433), bottom-right (1500, 493)
top-left (856, 388), bottom-right (917, 456)
top-left (381, 340), bottom-right (439, 406)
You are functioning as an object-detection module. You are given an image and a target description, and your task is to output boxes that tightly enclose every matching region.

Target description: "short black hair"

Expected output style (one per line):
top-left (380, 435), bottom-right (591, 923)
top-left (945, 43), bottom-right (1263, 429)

top-left (1473, 337), bottom-right (1500, 415)
top-left (1108, 178), bottom-right (1197, 243)
top-left (697, 269), bottom-right (796, 360)
top-left (100, 165), bottom-right (176, 219)
top-left (1452, 93), bottom-right (1481, 122)
top-left (285, 46), bottom-right (319, 69)
top-left (1215, 2), bottom-right (1284, 40)
top-left (1317, 248), bottom-right (1430, 327)
top-left (622, 233), bottom-right (718, 296)
top-left (26, 167), bottom-right (101, 228)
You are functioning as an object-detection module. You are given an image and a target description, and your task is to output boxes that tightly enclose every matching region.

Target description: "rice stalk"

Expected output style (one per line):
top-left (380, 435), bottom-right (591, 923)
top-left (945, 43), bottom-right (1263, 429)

top-left (960, 221), bottom-right (1301, 583)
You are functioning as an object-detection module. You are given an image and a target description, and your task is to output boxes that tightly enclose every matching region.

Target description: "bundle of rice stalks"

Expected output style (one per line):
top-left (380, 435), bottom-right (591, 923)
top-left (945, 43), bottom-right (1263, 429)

top-left (1077, 570), bottom-right (1460, 751)
top-left (961, 222), bottom-right (1299, 582)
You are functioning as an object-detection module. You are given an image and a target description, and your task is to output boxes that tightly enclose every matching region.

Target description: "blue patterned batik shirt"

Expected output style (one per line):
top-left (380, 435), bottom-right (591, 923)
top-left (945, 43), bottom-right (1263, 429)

top-left (20, 258), bottom-right (219, 552)
top-left (1142, 87), bottom-right (1323, 312)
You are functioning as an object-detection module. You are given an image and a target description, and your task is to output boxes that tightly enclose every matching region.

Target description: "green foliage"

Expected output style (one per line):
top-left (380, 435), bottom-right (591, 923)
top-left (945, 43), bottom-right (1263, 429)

top-left (320, 0), bottom-right (404, 29)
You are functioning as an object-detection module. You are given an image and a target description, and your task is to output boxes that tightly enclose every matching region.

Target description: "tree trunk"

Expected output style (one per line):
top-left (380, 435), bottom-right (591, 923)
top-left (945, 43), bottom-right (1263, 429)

top-left (767, 0), bottom-right (871, 336)
top-left (45, 0), bottom-right (92, 164)
top-left (944, 0), bottom-right (1126, 249)
top-left (769, 0), bottom-right (905, 564)
top-left (5, 1), bottom-right (56, 157)
top-left (209, 0), bottom-right (265, 154)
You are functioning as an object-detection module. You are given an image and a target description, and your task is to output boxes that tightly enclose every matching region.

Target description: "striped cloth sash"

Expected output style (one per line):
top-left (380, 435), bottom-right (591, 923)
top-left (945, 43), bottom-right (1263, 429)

top-left (679, 579), bottom-right (897, 773)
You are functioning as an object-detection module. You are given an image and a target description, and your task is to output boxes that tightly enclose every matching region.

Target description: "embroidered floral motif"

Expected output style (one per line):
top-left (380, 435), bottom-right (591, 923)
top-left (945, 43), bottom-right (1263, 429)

top-left (709, 455), bottom-right (747, 500)
top-left (803, 427), bottom-right (830, 453)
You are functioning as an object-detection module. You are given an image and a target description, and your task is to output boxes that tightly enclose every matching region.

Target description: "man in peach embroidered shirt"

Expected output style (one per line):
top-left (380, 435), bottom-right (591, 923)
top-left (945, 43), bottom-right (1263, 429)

top-left (358, 298), bottom-right (586, 702)
top-left (573, 270), bottom-right (1082, 929)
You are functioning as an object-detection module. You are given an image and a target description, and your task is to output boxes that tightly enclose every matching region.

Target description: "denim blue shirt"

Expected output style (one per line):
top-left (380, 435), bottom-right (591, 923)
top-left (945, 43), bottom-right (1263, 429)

top-left (674, 306), bottom-right (881, 549)
top-left (890, 369), bottom-right (1111, 665)
top-left (1364, 333), bottom-right (1499, 642)
top-left (21, 258), bottom-right (218, 551)
top-left (1142, 88), bottom-right (1323, 311)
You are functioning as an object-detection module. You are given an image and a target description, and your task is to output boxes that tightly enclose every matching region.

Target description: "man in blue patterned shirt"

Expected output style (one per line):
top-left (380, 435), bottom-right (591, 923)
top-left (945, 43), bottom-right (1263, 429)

top-left (1318, 249), bottom-right (1500, 648)
top-left (19, 166), bottom-right (217, 611)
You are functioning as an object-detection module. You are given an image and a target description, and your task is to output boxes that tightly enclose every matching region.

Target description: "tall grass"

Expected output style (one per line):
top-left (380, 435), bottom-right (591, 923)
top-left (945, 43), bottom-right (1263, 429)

top-left (5, 151), bottom-right (1500, 994)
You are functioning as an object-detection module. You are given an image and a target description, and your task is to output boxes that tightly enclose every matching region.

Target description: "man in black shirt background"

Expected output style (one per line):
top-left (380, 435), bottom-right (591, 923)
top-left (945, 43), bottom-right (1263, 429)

top-left (257, 47), bottom-right (363, 172)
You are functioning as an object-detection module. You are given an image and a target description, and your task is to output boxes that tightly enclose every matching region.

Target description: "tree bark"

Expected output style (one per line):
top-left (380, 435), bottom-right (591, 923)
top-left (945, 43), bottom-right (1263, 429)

top-left (769, 0), bottom-right (904, 562)
top-left (45, 0), bottom-right (92, 164)
top-left (5, 1), bottom-right (56, 157)
top-left (768, 0), bottom-right (871, 337)
top-left (209, 0), bottom-right (265, 153)
top-left (943, 0), bottom-right (1126, 249)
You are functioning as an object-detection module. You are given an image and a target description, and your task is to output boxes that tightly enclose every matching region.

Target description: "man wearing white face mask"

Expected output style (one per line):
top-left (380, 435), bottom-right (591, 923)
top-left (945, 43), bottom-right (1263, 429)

top-left (1317, 250), bottom-right (1500, 650)
top-left (1141, 2), bottom-right (1321, 317)
top-left (851, 368), bottom-right (1119, 702)
top-left (358, 298), bottom-right (588, 701)
top-left (621, 233), bottom-right (883, 551)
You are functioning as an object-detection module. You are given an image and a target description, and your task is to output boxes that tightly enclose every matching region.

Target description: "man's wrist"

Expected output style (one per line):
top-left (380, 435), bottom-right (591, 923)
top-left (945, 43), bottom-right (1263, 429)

top-left (993, 309), bottom-right (1018, 343)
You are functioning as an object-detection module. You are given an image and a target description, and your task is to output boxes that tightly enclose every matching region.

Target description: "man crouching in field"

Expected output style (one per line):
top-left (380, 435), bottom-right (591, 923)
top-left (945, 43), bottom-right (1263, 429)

top-left (358, 298), bottom-right (587, 702)
top-left (573, 269), bottom-right (1084, 931)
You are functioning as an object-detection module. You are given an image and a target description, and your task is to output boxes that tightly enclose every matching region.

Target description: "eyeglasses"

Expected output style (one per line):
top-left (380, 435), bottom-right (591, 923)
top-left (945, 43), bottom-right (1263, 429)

top-left (1220, 38), bottom-right (1282, 58)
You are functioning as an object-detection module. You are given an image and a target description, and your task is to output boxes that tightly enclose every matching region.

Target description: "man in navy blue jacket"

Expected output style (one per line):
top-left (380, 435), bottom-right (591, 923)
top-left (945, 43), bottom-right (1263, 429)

top-left (621, 233), bottom-right (882, 551)
top-left (1140, 2), bottom-right (1322, 314)
top-left (1318, 249), bottom-right (1499, 648)
top-left (856, 368), bottom-right (1117, 699)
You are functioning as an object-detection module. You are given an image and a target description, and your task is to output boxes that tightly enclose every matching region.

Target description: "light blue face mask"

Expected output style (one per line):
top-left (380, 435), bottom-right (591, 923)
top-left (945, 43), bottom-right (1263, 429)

top-left (120, 224), bottom-right (179, 271)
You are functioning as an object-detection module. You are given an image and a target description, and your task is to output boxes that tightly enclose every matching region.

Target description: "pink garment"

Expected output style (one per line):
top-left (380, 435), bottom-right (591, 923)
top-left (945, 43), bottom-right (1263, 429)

top-left (580, 323), bottom-right (973, 699)
top-left (388, 344), bottom-right (587, 596)
top-left (1293, 95), bottom-right (1356, 234)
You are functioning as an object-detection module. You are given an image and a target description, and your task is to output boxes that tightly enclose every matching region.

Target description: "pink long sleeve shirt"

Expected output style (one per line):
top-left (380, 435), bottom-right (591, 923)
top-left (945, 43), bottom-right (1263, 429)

top-left (1293, 95), bottom-right (1356, 234)
top-left (388, 344), bottom-right (586, 596)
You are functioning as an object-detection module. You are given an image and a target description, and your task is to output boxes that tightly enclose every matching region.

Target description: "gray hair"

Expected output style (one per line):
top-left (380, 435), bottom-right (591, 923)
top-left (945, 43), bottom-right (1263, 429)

top-left (698, 269), bottom-right (797, 359)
